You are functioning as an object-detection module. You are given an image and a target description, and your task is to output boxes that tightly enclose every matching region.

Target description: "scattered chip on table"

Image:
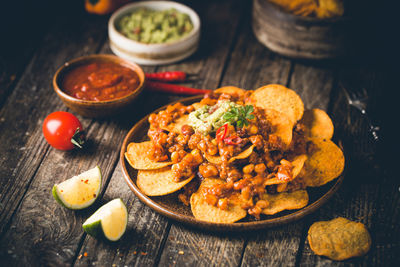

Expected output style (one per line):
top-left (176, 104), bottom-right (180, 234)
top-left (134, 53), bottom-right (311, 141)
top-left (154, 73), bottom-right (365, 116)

top-left (307, 217), bottom-right (371, 260)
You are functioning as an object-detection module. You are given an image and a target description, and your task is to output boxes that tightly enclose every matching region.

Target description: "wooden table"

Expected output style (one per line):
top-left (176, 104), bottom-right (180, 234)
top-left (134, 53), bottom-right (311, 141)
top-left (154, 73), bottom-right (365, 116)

top-left (0, 0), bottom-right (398, 266)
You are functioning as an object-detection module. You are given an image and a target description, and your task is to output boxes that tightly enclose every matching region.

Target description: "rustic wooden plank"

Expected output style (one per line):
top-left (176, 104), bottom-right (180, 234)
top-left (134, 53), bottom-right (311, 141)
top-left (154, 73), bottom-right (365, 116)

top-left (0, 8), bottom-right (108, 236)
top-left (0, 0), bottom-right (61, 107)
top-left (220, 24), bottom-right (291, 90)
top-left (365, 70), bottom-right (400, 267)
top-left (162, 226), bottom-right (246, 267)
top-left (298, 68), bottom-right (397, 266)
top-left (241, 223), bottom-right (303, 267)
top-left (0, 10), bottom-right (108, 265)
top-left (289, 63), bottom-right (334, 110)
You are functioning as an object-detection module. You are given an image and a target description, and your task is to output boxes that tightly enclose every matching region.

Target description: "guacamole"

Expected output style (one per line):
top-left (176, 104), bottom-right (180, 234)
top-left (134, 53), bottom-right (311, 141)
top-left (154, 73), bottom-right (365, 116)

top-left (117, 8), bottom-right (193, 44)
top-left (188, 101), bottom-right (242, 135)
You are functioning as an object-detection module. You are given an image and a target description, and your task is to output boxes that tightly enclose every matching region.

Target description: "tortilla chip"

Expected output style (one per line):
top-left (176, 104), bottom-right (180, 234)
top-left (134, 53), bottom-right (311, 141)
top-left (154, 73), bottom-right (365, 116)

top-left (262, 155), bottom-right (308, 186)
top-left (160, 114), bottom-right (189, 134)
top-left (291, 154), bottom-right (308, 178)
top-left (137, 167), bottom-right (194, 196)
top-left (190, 178), bottom-right (247, 223)
top-left (302, 138), bottom-right (344, 187)
top-left (248, 84), bottom-right (304, 125)
top-left (300, 109), bottom-right (334, 140)
top-left (214, 86), bottom-right (246, 97)
top-left (204, 145), bottom-right (255, 164)
top-left (316, 0), bottom-right (344, 19)
top-left (264, 108), bottom-right (293, 148)
top-left (308, 217), bottom-right (371, 261)
top-left (261, 190), bottom-right (309, 215)
top-left (125, 141), bottom-right (172, 170)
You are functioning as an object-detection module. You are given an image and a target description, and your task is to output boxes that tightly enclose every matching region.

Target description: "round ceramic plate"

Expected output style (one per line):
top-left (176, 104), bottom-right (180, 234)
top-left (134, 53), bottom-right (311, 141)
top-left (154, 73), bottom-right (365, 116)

top-left (120, 96), bottom-right (345, 231)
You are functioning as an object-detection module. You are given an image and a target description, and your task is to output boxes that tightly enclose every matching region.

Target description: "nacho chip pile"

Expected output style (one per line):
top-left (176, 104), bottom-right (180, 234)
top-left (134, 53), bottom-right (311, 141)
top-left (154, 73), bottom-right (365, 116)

top-left (268, 0), bottom-right (344, 19)
top-left (125, 84), bottom-right (344, 223)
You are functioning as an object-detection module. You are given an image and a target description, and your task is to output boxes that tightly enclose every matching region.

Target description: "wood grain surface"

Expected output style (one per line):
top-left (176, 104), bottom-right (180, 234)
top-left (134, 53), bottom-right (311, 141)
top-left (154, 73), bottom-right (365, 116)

top-left (0, 0), bottom-right (398, 266)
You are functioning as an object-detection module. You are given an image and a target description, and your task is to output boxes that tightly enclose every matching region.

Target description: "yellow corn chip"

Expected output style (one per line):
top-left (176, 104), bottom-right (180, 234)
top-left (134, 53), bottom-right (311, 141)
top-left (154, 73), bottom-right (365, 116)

top-left (137, 167), bottom-right (194, 196)
top-left (264, 108), bottom-right (293, 149)
top-left (160, 114), bottom-right (190, 134)
top-left (215, 86), bottom-right (246, 97)
top-left (204, 145), bottom-right (255, 165)
top-left (262, 154), bottom-right (308, 186)
top-left (308, 217), bottom-right (371, 260)
top-left (125, 141), bottom-right (172, 170)
top-left (190, 178), bottom-right (247, 223)
top-left (262, 190), bottom-right (309, 215)
top-left (302, 138), bottom-right (344, 187)
top-left (249, 84), bottom-right (304, 125)
top-left (300, 109), bottom-right (334, 140)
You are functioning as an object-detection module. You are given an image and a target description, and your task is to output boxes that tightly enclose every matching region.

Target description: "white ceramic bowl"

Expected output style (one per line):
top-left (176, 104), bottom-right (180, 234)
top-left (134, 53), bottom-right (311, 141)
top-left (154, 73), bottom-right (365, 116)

top-left (108, 1), bottom-right (201, 65)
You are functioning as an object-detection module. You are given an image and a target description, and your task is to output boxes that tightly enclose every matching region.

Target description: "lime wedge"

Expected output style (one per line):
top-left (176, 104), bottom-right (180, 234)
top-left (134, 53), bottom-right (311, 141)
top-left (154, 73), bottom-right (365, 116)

top-left (52, 166), bottom-right (102, 210)
top-left (82, 198), bottom-right (128, 241)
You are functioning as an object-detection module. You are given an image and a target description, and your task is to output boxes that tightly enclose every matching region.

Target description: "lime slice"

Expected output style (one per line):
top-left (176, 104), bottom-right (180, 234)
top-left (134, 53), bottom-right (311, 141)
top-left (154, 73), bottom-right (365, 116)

top-left (52, 166), bottom-right (102, 210)
top-left (82, 198), bottom-right (128, 241)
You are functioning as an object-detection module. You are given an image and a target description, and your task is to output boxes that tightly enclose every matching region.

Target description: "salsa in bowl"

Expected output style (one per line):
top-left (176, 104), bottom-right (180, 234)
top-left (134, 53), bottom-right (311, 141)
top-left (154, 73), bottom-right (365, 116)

top-left (53, 54), bottom-right (145, 118)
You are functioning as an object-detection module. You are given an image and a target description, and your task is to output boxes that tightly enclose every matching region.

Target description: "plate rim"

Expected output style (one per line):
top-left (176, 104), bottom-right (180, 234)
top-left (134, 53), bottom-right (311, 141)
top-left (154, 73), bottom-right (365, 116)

top-left (119, 95), bottom-right (345, 231)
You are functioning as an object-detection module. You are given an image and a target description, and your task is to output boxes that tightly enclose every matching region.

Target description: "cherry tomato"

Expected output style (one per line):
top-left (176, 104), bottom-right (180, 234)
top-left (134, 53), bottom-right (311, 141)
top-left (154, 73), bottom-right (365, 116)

top-left (42, 111), bottom-right (85, 150)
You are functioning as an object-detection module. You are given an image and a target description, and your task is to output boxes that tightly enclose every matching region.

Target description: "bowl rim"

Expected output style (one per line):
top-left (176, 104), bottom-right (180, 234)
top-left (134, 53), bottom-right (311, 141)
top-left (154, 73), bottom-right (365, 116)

top-left (108, 0), bottom-right (201, 48)
top-left (257, 0), bottom-right (350, 24)
top-left (53, 54), bottom-right (145, 105)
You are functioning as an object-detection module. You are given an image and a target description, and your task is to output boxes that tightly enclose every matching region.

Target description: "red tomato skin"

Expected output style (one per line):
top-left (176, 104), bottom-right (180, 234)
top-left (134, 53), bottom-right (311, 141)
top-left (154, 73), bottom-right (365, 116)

top-left (42, 111), bottom-right (83, 150)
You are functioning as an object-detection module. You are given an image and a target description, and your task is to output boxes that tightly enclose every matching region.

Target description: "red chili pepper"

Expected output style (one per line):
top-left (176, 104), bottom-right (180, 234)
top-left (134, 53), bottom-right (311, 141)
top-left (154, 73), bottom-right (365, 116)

top-left (145, 71), bottom-right (187, 82)
top-left (146, 81), bottom-right (211, 95)
top-left (216, 123), bottom-right (228, 142)
top-left (224, 136), bottom-right (242, 145)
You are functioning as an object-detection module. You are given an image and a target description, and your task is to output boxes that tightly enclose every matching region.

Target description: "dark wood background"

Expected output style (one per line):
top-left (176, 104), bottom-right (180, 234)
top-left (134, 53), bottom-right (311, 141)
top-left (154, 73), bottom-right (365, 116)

top-left (0, 0), bottom-right (399, 266)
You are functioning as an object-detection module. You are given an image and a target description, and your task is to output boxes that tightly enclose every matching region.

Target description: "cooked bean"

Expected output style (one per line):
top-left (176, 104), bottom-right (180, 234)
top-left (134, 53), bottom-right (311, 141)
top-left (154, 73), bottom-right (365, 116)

top-left (243, 164), bottom-right (255, 174)
top-left (218, 198), bottom-right (228, 210)
top-left (199, 163), bottom-right (218, 178)
top-left (181, 124), bottom-right (194, 135)
top-left (254, 163), bottom-right (266, 174)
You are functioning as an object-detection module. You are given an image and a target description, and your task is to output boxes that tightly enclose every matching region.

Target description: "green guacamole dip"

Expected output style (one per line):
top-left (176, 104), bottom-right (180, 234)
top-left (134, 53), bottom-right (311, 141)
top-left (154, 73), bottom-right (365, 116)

top-left (117, 8), bottom-right (193, 44)
top-left (188, 101), bottom-right (242, 135)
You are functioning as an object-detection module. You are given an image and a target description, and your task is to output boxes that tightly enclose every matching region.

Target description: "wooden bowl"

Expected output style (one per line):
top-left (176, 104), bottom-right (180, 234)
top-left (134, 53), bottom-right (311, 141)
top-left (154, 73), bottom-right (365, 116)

top-left (252, 0), bottom-right (352, 60)
top-left (53, 54), bottom-right (145, 118)
top-left (108, 1), bottom-right (201, 66)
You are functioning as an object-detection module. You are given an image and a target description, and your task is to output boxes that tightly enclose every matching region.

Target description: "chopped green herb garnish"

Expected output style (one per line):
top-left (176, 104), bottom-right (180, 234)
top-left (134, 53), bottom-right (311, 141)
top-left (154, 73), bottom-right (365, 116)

top-left (223, 105), bottom-right (255, 128)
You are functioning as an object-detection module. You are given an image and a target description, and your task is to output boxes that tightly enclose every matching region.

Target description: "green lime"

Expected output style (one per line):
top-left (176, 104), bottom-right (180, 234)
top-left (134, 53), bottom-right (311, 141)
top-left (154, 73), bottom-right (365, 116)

top-left (52, 166), bottom-right (102, 210)
top-left (82, 198), bottom-right (128, 241)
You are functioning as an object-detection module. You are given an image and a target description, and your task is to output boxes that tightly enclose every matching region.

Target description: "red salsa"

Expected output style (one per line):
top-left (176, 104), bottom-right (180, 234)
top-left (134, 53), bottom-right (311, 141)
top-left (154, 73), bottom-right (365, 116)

top-left (61, 61), bottom-right (140, 101)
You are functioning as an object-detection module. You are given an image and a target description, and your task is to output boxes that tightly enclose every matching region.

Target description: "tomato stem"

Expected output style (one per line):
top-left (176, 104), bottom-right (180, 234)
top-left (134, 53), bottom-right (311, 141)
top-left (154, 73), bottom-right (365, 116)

top-left (71, 128), bottom-right (85, 149)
